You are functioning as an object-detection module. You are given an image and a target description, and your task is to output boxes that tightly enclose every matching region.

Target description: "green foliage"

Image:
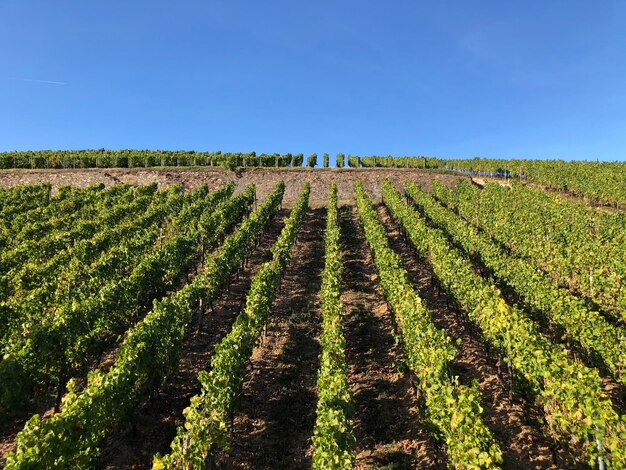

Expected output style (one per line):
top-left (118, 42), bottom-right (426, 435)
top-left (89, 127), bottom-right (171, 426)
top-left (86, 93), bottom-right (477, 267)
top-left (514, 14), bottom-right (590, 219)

top-left (434, 179), bottom-right (626, 322)
top-left (359, 156), bottom-right (441, 169)
top-left (410, 180), bottom-right (626, 386)
top-left (382, 180), bottom-right (626, 468)
top-left (356, 182), bottom-right (502, 469)
top-left (0, 184), bottom-right (246, 413)
top-left (336, 153), bottom-right (345, 168)
top-left (312, 181), bottom-right (355, 469)
top-left (323, 153), bottom-right (329, 168)
top-left (0, 150), bottom-right (298, 170)
top-left (443, 157), bottom-right (626, 208)
top-left (0, 184), bottom-right (141, 280)
top-left (292, 153), bottom-right (304, 167)
top-left (283, 153), bottom-right (293, 167)
top-left (220, 157), bottom-right (238, 171)
top-left (307, 153), bottom-right (318, 168)
top-left (0, 184), bottom-right (52, 224)
top-left (154, 182), bottom-right (309, 469)
top-left (5, 181), bottom-right (285, 469)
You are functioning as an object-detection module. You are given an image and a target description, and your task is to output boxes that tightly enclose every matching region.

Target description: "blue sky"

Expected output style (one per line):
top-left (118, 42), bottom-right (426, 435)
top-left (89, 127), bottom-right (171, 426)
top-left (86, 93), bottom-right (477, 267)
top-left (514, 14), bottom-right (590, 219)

top-left (1, 1), bottom-right (625, 163)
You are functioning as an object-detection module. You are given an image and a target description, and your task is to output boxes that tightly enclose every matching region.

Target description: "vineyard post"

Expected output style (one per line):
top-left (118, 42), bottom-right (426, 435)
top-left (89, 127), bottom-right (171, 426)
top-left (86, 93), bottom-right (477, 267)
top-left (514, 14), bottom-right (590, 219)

top-left (596, 428), bottom-right (606, 470)
top-left (197, 298), bottom-right (203, 334)
top-left (55, 367), bottom-right (66, 413)
top-left (506, 331), bottom-right (513, 399)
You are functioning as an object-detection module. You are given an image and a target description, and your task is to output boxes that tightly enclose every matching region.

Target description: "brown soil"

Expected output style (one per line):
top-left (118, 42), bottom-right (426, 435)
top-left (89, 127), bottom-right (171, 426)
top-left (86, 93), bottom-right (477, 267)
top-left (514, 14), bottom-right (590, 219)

top-left (221, 208), bottom-right (325, 469)
top-left (0, 397), bottom-right (57, 468)
top-left (471, 177), bottom-right (511, 188)
top-left (375, 203), bottom-right (582, 469)
top-left (96, 210), bottom-right (288, 469)
top-left (0, 168), bottom-right (465, 207)
top-left (340, 205), bottom-right (443, 469)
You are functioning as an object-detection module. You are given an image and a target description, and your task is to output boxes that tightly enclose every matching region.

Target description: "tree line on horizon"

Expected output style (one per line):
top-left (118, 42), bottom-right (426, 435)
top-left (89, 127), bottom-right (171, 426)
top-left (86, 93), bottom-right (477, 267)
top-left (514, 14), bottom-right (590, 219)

top-left (0, 149), bottom-right (444, 170)
top-left (1, 150), bottom-right (625, 207)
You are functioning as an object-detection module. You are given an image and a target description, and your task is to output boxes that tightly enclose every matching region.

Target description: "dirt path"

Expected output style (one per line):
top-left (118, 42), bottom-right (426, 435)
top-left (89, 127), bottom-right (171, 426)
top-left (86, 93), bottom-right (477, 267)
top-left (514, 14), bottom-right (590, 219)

top-left (0, 167), bottom-right (465, 207)
top-left (375, 203), bottom-right (579, 469)
top-left (222, 208), bottom-right (325, 469)
top-left (340, 206), bottom-right (443, 469)
top-left (97, 210), bottom-right (288, 469)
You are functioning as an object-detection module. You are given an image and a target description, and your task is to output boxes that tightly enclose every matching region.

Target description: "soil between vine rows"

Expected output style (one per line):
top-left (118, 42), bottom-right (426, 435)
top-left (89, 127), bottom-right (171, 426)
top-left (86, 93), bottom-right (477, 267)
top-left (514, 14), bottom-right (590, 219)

top-left (340, 205), bottom-right (443, 469)
top-left (0, 396), bottom-right (57, 468)
top-left (0, 211), bottom-right (229, 469)
top-left (96, 210), bottom-right (288, 469)
top-left (221, 207), bottom-right (325, 469)
top-left (376, 202), bottom-right (589, 469)
top-left (1, 194), bottom-right (608, 470)
top-left (415, 196), bottom-right (626, 419)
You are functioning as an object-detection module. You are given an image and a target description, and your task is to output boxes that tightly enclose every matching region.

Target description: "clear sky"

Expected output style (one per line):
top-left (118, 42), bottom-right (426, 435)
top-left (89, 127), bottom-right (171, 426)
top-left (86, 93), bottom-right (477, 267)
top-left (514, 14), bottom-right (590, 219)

top-left (1, 1), bottom-right (625, 163)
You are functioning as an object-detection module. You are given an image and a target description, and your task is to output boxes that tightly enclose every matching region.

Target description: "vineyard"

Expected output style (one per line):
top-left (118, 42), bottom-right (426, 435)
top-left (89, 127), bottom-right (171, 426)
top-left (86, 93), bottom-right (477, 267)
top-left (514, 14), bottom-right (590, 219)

top-left (1, 162), bottom-right (626, 469)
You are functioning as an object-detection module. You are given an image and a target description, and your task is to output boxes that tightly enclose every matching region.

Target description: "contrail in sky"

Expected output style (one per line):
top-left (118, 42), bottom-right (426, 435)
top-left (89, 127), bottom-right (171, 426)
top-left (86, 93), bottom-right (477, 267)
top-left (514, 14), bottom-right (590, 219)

top-left (9, 77), bottom-right (68, 85)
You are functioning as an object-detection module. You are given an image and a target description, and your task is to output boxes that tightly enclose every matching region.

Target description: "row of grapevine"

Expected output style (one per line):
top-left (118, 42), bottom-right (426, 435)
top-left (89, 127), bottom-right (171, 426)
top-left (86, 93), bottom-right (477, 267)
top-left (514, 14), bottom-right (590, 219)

top-left (5, 181), bottom-right (285, 469)
top-left (0, 183), bottom-right (52, 223)
top-left (382, 180), bottom-right (626, 468)
top-left (0, 184), bottom-right (132, 272)
top-left (1, 184), bottom-right (119, 248)
top-left (0, 184), bottom-right (243, 413)
top-left (153, 182), bottom-right (310, 469)
top-left (433, 180), bottom-right (626, 321)
top-left (407, 181), bottom-right (626, 385)
top-left (356, 182), bottom-right (502, 469)
top-left (0, 185), bottom-right (184, 342)
top-left (311, 182), bottom-right (355, 469)
top-left (443, 158), bottom-right (626, 208)
top-left (0, 150), bottom-right (449, 170)
top-left (360, 156), bottom-right (442, 169)
top-left (0, 185), bottom-right (182, 310)
top-left (0, 183), bottom-right (156, 282)
top-left (0, 150), bottom-right (311, 169)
